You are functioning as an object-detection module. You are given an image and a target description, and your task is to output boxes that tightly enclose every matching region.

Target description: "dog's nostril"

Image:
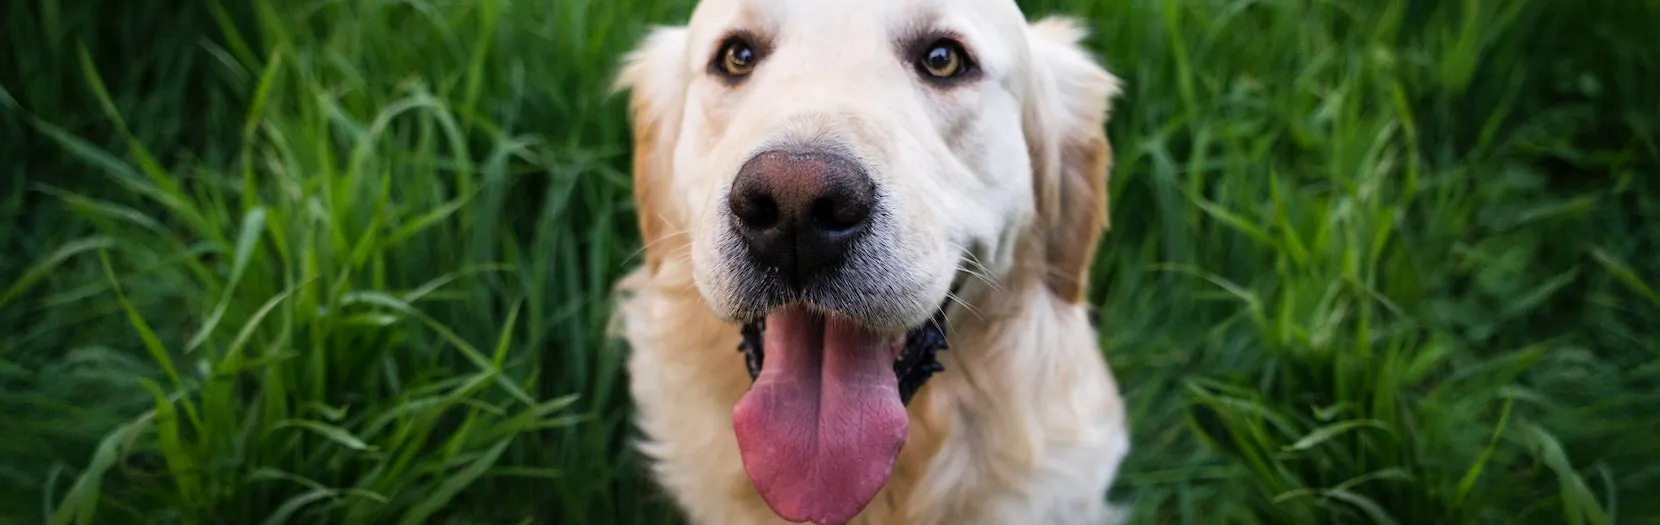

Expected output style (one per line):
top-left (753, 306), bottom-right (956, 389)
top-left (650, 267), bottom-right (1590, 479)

top-left (811, 197), bottom-right (869, 232)
top-left (734, 194), bottom-right (780, 230)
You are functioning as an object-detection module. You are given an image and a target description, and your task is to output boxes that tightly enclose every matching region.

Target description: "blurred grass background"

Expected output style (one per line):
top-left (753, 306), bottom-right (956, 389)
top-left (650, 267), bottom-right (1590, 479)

top-left (2, 0), bottom-right (1657, 523)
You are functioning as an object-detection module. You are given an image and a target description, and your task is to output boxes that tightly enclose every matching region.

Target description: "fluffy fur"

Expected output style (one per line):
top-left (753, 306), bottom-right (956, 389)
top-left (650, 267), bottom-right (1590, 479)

top-left (611, 1), bottom-right (1129, 523)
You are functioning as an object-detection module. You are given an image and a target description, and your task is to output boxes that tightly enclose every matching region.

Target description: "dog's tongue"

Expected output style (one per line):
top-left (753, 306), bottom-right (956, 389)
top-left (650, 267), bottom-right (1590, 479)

top-left (732, 305), bottom-right (907, 525)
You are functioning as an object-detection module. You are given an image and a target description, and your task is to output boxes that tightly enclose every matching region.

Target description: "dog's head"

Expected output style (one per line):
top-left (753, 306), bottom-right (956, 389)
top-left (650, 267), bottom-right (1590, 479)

top-left (616, 0), bottom-right (1118, 522)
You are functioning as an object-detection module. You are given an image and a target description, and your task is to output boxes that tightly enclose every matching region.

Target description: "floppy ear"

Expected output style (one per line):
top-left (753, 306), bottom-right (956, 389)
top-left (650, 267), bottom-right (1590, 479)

top-left (1022, 17), bottom-right (1122, 304)
top-left (614, 27), bottom-right (691, 275)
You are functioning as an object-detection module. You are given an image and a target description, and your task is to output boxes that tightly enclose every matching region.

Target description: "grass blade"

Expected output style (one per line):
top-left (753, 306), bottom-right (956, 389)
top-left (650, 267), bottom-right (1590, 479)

top-left (0, 236), bottom-right (113, 310)
top-left (397, 438), bottom-right (513, 525)
top-left (186, 207), bottom-right (268, 352)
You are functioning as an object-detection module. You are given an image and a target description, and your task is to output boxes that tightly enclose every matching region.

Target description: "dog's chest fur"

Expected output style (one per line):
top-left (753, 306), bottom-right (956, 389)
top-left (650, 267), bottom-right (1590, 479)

top-left (612, 265), bottom-right (1130, 525)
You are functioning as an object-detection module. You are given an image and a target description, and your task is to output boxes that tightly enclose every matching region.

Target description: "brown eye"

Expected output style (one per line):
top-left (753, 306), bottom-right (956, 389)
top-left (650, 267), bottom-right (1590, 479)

top-left (920, 41), bottom-right (964, 78)
top-left (720, 40), bottom-right (758, 76)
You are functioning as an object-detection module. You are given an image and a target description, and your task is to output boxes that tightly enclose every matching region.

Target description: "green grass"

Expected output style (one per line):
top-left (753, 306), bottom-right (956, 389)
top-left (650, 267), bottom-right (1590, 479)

top-left (2, 0), bottom-right (1656, 523)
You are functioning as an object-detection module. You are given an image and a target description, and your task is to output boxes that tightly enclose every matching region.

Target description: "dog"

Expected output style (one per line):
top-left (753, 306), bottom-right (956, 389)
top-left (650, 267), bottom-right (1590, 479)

top-left (610, 0), bottom-right (1128, 523)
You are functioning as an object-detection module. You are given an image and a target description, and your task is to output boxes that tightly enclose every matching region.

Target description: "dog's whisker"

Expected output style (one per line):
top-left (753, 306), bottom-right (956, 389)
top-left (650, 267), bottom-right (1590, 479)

top-left (670, 243), bottom-right (694, 260)
top-left (943, 290), bottom-right (983, 323)
top-left (953, 260), bottom-right (1004, 295)
top-left (960, 253), bottom-right (1002, 287)
top-left (671, 255), bottom-right (699, 294)
top-left (623, 228), bottom-right (695, 266)
top-left (945, 241), bottom-right (1005, 292)
top-left (945, 291), bottom-right (977, 315)
top-left (957, 263), bottom-right (1004, 293)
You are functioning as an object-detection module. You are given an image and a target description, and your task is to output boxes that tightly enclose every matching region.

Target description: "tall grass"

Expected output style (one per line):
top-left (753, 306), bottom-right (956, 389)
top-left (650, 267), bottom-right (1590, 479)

top-left (2, 0), bottom-right (1656, 524)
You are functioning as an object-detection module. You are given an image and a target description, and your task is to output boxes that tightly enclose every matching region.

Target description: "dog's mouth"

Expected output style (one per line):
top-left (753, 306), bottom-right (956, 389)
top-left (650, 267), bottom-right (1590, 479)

top-left (729, 287), bottom-right (955, 525)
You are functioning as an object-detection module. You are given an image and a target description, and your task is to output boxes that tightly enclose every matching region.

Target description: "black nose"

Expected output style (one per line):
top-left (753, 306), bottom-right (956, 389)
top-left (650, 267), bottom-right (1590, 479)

top-left (728, 149), bottom-right (876, 288)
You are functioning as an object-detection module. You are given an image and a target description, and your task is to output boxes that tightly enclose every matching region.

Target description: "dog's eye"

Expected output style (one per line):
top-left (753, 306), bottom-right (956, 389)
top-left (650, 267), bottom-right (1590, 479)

top-left (718, 39), bottom-right (759, 77)
top-left (918, 40), bottom-right (967, 79)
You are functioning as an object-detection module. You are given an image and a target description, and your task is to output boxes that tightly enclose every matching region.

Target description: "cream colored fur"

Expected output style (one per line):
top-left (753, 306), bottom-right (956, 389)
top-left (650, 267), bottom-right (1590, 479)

top-left (611, 1), bottom-right (1129, 523)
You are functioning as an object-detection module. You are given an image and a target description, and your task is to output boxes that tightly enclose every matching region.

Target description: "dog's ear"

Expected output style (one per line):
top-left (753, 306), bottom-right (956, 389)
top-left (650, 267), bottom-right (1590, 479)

top-left (615, 26), bottom-right (691, 275)
top-left (1021, 17), bottom-right (1121, 304)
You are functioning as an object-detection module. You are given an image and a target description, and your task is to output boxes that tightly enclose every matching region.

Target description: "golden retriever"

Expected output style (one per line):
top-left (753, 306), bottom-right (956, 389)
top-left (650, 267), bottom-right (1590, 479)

top-left (610, 0), bottom-right (1128, 523)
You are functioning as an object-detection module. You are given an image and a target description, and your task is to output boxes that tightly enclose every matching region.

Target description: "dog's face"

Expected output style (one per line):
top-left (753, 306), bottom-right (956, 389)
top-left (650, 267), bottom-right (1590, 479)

top-left (617, 0), bottom-right (1118, 522)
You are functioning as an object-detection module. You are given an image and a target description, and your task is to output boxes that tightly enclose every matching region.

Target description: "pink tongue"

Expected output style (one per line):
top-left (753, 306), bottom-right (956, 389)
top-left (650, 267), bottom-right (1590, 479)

top-left (731, 306), bottom-right (908, 525)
